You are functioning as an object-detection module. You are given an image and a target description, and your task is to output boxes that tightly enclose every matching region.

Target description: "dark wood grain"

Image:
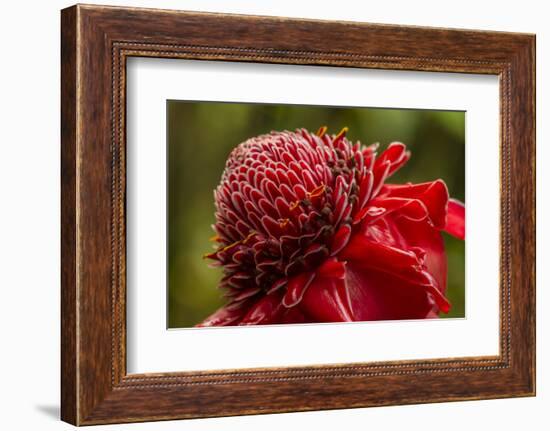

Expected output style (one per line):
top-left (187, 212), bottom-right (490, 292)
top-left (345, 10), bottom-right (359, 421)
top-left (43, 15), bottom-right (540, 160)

top-left (61, 4), bottom-right (536, 425)
top-left (60, 6), bottom-right (77, 425)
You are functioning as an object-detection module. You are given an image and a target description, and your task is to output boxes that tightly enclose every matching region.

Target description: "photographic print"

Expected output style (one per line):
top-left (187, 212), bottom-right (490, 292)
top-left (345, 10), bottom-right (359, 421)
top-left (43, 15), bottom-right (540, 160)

top-left (168, 101), bottom-right (465, 328)
top-left (61, 7), bottom-right (535, 423)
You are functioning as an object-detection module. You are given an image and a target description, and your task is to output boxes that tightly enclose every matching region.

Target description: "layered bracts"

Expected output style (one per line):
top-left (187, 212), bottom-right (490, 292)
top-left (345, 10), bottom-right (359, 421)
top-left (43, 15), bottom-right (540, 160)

top-left (200, 127), bottom-right (465, 326)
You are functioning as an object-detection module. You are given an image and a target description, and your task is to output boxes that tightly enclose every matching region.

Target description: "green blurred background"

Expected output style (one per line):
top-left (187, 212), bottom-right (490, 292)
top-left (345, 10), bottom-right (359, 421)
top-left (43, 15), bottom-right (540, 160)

top-left (167, 101), bottom-right (465, 328)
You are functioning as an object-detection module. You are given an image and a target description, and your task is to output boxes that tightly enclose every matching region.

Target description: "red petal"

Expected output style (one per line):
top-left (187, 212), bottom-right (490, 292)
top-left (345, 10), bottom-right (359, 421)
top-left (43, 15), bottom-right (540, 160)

top-left (299, 276), bottom-right (354, 322)
top-left (274, 196), bottom-right (291, 218)
top-left (196, 300), bottom-right (251, 327)
top-left (373, 142), bottom-right (411, 179)
top-left (341, 234), bottom-right (425, 282)
top-left (353, 206), bottom-right (386, 225)
top-left (266, 277), bottom-right (288, 294)
top-left (356, 171), bottom-right (374, 210)
top-left (363, 198), bottom-right (430, 225)
top-left (393, 216), bottom-right (449, 313)
top-left (317, 257), bottom-right (346, 279)
top-left (340, 227), bottom-right (450, 313)
top-left (280, 183), bottom-right (297, 203)
top-left (231, 287), bottom-right (262, 302)
top-left (380, 180), bottom-right (449, 229)
top-left (258, 198), bottom-right (278, 219)
top-left (445, 198), bottom-right (465, 240)
top-left (371, 160), bottom-right (391, 197)
top-left (261, 215), bottom-right (283, 237)
top-left (330, 224), bottom-right (352, 255)
top-left (263, 178), bottom-right (280, 202)
top-left (302, 169), bottom-right (318, 192)
top-left (279, 306), bottom-right (308, 324)
top-left (282, 271), bottom-right (316, 307)
top-left (344, 265), bottom-right (440, 320)
top-left (239, 291), bottom-right (285, 325)
top-left (303, 243), bottom-right (330, 267)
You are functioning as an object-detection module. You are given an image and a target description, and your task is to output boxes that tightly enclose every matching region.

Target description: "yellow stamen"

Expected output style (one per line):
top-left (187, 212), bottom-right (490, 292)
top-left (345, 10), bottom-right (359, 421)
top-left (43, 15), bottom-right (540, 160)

top-left (203, 251), bottom-right (217, 259)
top-left (316, 125), bottom-right (328, 137)
top-left (242, 232), bottom-right (256, 245)
top-left (219, 241), bottom-right (240, 253)
top-left (289, 200), bottom-right (300, 212)
top-left (335, 126), bottom-right (349, 141)
top-left (279, 218), bottom-right (290, 229)
top-left (307, 183), bottom-right (326, 199)
top-left (209, 234), bottom-right (221, 242)
top-left (203, 231), bottom-right (256, 259)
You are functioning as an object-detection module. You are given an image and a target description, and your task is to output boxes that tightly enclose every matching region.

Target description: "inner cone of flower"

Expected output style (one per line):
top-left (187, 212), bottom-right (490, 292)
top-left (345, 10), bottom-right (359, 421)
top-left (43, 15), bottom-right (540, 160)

top-left (199, 127), bottom-right (465, 326)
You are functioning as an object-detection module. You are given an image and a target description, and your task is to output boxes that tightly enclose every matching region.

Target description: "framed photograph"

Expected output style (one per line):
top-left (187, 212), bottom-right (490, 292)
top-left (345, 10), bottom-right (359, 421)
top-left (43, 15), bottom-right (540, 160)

top-left (61, 4), bottom-right (535, 425)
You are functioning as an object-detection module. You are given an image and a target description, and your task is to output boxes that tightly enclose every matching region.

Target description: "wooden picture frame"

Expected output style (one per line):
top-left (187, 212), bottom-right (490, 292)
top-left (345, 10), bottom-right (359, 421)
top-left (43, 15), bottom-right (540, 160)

top-left (61, 4), bottom-right (535, 425)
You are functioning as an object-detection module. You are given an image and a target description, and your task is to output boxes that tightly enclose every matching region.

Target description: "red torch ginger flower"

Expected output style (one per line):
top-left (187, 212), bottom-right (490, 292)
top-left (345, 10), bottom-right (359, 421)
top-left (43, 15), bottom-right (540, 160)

top-left (199, 127), bottom-right (465, 326)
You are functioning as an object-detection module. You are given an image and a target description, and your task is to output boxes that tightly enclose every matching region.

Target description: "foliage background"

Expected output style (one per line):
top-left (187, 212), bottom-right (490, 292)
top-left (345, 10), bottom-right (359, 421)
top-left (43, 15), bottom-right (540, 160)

top-left (167, 101), bottom-right (465, 328)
